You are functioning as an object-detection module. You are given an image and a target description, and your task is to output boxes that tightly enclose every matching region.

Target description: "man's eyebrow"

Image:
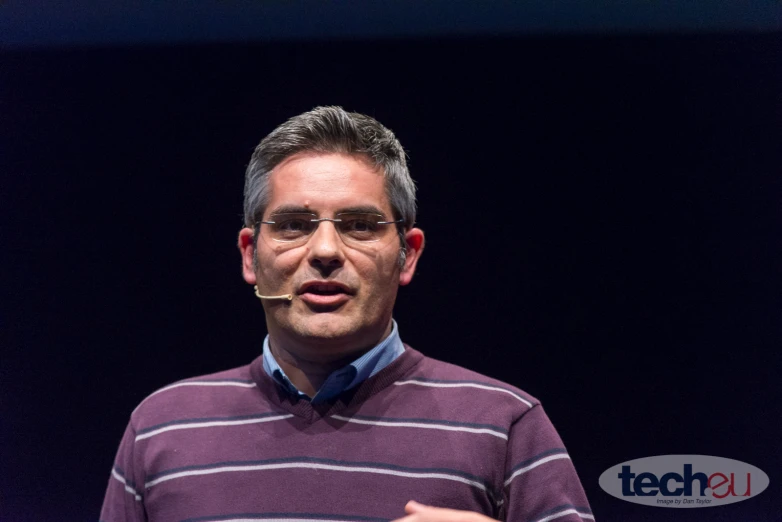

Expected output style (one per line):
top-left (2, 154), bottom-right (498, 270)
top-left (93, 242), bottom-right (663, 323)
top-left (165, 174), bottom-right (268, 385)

top-left (267, 205), bottom-right (316, 216)
top-left (267, 205), bottom-right (388, 217)
top-left (337, 205), bottom-right (387, 216)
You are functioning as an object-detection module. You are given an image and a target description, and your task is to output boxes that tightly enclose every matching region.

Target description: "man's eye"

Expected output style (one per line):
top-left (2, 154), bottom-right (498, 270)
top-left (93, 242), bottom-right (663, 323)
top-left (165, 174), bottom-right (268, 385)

top-left (280, 220), bottom-right (304, 230)
top-left (275, 218), bottom-right (311, 234)
top-left (343, 218), bottom-right (378, 232)
top-left (348, 219), bottom-right (372, 231)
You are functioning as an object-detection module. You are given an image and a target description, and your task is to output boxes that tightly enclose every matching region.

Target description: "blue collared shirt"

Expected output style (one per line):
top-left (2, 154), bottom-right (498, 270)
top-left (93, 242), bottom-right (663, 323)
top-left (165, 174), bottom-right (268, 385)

top-left (262, 320), bottom-right (405, 404)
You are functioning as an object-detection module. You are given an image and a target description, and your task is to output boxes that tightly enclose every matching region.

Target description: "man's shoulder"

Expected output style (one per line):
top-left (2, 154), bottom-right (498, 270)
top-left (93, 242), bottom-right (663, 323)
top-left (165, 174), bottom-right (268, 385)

top-left (128, 362), bottom-right (263, 431)
top-left (399, 347), bottom-right (541, 419)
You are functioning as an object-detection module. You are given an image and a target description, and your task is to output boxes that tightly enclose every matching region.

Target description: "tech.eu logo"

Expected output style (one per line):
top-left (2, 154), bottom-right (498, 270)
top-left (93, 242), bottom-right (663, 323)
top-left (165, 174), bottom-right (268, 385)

top-left (599, 455), bottom-right (769, 508)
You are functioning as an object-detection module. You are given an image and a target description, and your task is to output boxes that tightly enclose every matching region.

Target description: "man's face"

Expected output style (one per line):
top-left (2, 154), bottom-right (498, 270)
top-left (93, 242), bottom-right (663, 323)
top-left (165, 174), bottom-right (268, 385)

top-left (239, 152), bottom-right (424, 358)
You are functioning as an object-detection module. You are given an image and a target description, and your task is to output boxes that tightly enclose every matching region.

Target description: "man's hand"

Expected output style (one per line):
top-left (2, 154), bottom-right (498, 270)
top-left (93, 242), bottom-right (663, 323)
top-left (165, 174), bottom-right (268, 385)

top-left (392, 501), bottom-right (497, 522)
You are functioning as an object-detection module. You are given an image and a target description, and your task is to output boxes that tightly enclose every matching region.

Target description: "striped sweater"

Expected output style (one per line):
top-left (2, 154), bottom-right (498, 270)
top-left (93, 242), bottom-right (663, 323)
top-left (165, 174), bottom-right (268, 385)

top-left (101, 346), bottom-right (593, 522)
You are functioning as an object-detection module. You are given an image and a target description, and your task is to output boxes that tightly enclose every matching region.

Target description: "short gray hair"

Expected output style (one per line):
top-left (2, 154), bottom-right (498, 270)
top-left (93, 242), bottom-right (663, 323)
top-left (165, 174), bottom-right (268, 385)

top-left (244, 106), bottom-right (416, 227)
top-left (243, 107), bottom-right (416, 267)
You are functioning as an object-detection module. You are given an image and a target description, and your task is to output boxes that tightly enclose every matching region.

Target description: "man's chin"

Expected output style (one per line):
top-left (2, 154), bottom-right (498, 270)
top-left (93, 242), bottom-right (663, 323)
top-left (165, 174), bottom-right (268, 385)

top-left (289, 316), bottom-right (362, 344)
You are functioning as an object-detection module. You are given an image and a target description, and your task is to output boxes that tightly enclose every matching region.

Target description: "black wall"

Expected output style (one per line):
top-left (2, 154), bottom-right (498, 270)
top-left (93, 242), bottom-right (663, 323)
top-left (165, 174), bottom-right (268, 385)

top-left (2, 34), bottom-right (781, 521)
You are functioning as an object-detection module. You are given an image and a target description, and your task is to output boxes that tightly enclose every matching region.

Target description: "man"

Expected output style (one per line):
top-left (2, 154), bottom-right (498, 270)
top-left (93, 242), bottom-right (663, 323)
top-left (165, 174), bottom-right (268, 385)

top-left (101, 107), bottom-right (593, 522)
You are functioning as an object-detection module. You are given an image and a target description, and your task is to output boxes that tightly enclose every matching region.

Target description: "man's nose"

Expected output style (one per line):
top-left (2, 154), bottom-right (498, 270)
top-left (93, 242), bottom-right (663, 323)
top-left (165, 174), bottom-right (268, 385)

top-left (306, 220), bottom-right (345, 270)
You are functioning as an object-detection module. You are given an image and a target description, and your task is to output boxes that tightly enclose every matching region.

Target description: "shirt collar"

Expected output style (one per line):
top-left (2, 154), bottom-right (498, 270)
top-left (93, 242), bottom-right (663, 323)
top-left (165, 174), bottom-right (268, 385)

top-left (261, 319), bottom-right (405, 403)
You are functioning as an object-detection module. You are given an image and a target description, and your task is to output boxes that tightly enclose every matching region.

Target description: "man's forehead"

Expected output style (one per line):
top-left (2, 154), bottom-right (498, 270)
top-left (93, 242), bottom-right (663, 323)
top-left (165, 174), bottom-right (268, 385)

top-left (267, 152), bottom-right (391, 212)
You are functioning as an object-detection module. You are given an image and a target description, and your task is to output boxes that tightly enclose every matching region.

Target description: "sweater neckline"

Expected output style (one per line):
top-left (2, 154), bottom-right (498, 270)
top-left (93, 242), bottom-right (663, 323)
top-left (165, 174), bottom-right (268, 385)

top-left (249, 344), bottom-right (424, 422)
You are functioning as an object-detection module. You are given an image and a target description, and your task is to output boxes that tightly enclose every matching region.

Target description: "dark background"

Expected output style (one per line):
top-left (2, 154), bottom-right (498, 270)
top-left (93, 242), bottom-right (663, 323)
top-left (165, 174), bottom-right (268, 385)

top-left (2, 4), bottom-right (781, 521)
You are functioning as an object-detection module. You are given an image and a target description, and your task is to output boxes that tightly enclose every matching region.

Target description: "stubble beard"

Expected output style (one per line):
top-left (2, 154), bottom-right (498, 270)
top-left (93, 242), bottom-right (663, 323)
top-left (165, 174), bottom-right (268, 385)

top-left (253, 246), bottom-right (400, 354)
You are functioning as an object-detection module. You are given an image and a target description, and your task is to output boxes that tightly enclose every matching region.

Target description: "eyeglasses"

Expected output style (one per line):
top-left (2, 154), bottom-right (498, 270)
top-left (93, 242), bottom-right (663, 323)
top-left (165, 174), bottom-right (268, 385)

top-left (257, 212), bottom-right (403, 246)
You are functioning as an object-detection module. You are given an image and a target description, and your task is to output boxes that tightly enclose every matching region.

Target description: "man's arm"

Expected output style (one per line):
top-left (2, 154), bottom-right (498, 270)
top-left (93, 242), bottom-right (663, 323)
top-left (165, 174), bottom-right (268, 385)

top-left (100, 421), bottom-right (146, 522)
top-left (394, 404), bottom-right (593, 522)
top-left (499, 404), bottom-right (593, 521)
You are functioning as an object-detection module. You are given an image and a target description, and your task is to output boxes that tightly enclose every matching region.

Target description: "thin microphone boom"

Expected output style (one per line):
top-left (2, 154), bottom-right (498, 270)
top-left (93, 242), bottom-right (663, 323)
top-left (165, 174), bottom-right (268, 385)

top-left (254, 285), bottom-right (293, 301)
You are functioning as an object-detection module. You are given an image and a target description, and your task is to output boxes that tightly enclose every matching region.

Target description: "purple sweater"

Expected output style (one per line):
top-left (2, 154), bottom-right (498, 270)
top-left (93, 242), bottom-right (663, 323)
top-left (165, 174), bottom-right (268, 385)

top-left (101, 346), bottom-right (593, 522)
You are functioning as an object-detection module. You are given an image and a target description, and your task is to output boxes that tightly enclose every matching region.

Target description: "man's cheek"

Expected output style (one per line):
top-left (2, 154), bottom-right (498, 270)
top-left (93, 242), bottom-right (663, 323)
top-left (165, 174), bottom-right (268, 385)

top-left (258, 264), bottom-right (295, 290)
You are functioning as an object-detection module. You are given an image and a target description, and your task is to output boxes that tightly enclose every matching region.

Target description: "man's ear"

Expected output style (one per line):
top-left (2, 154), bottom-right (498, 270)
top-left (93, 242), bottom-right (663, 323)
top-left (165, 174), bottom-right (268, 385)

top-left (399, 227), bottom-right (425, 286)
top-left (238, 228), bottom-right (258, 285)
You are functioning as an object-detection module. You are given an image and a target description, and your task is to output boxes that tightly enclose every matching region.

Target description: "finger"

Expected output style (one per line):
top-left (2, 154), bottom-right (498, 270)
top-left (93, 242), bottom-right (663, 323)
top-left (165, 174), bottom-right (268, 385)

top-left (405, 500), bottom-right (430, 514)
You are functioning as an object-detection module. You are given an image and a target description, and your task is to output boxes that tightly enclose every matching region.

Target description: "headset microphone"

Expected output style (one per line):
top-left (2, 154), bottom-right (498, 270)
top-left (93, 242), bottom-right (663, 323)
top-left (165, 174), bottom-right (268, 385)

top-left (254, 285), bottom-right (293, 301)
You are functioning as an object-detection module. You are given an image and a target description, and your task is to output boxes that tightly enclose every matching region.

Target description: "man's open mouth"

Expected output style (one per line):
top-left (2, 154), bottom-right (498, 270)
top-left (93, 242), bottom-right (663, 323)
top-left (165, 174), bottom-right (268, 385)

top-left (297, 281), bottom-right (353, 306)
top-left (302, 284), bottom-right (348, 296)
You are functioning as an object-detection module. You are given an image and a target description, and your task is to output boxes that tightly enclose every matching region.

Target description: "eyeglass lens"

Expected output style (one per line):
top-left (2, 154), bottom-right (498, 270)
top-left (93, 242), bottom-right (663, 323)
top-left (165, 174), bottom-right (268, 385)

top-left (262, 213), bottom-right (394, 244)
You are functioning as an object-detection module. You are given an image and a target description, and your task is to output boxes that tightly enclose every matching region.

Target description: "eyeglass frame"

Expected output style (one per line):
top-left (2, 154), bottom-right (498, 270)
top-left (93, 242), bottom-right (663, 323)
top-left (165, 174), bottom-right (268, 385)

top-left (255, 212), bottom-right (404, 245)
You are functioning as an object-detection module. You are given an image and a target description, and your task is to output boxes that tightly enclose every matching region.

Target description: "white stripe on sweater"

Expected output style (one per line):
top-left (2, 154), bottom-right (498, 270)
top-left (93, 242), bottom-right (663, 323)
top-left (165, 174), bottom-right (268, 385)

top-left (331, 415), bottom-right (507, 440)
top-left (111, 468), bottom-right (142, 501)
top-left (504, 454), bottom-right (572, 486)
top-left (203, 518), bottom-right (376, 522)
top-left (135, 414), bottom-right (294, 441)
top-left (393, 380), bottom-right (533, 408)
top-left (145, 462), bottom-right (488, 491)
top-left (198, 519), bottom-right (372, 522)
top-left (532, 508), bottom-right (595, 522)
top-left (133, 380), bottom-right (257, 413)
